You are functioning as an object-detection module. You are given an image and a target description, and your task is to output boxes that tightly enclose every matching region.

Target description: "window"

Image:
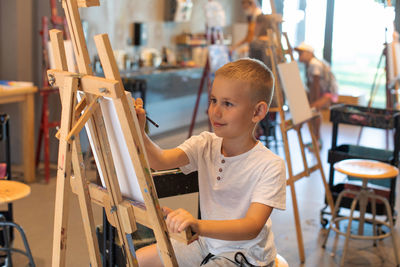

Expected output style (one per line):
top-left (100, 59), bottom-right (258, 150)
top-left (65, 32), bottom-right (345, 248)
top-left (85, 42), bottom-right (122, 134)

top-left (331, 0), bottom-right (394, 108)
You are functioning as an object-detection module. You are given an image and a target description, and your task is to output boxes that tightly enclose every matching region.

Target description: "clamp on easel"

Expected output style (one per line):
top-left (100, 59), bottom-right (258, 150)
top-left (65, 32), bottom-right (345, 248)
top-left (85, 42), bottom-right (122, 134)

top-left (49, 1), bottom-right (196, 267)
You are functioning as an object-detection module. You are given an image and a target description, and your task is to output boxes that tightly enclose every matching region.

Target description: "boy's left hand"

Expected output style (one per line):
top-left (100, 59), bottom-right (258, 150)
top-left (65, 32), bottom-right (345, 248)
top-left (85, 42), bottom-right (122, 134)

top-left (162, 207), bottom-right (199, 234)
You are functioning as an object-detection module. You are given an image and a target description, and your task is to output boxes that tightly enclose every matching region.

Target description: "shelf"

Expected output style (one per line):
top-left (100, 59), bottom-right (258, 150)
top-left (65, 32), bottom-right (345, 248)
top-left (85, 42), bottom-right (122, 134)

top-left (328, 145), bottom-right (394, 165)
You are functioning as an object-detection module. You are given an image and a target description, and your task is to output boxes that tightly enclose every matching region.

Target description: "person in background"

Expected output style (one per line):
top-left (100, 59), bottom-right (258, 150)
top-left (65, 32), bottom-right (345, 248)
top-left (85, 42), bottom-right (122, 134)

top-left (294, 43), bottom-right (338, 148)
top-left (230, 0), bottom-right (281, 63)
top-left (230, 0), bottom-right (262, 53)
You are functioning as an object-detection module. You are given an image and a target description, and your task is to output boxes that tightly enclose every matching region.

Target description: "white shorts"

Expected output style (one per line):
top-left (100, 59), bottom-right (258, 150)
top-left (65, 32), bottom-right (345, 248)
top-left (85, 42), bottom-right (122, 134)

top-left (158, 237), bottom-right (275, 267)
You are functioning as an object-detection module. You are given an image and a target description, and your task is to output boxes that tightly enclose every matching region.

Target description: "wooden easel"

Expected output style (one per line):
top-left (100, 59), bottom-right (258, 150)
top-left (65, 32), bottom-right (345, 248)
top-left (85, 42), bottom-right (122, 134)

top-left (49, 1), bottom-right (195, 266)
top-left (266, 30), bottom-right (335, 263)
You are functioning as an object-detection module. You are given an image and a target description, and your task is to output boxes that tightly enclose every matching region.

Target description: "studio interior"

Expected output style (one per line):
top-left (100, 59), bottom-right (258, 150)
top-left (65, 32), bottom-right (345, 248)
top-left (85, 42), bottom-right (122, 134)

top-left (1, 0), bottom-right (400, 266)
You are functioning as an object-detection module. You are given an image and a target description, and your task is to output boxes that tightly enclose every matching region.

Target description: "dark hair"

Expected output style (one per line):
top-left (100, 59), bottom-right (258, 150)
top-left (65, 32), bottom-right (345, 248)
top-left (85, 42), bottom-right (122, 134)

top-left (215, 58), bottom-right (274, 106)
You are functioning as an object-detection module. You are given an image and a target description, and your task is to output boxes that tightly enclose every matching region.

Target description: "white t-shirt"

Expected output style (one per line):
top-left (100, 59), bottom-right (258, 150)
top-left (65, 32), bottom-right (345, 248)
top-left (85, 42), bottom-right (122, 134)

top-left (178, 132), bottom-right (286, 265)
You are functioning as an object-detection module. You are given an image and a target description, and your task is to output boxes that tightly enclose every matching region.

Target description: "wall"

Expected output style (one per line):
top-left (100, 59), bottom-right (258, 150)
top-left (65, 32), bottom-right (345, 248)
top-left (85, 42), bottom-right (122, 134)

top-left (0, 0), bottom-right (39, 167)
top-left (80, 0), bottom-right (241, 60)
top-left (0, 0), bottom-right (244, 166)
top-left (0, 0), bottom-right (35, 82)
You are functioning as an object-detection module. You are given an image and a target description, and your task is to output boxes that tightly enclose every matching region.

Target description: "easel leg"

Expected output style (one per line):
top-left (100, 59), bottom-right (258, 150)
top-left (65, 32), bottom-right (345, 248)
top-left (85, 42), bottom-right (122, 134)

top-left (289, 182), bottom-right (305, 263)
top-left (307, 121), bottom-right (335, 215)
top-left (43, 92), bottom-right (51, 183)
top-left (71, 137), bottom-right (102, 266)
top-left (188, 58), bottom-right (209, 138)
top-left (35, 99), bottom-right (44, 169)
top-left (23, 92), bottom-right (35, 183)
top-left (296, 126), bottom-right (309, 176)
top-left (52, 76), bottom-right (78, 267)
top-left (280, 123), bottom-right (306, 263)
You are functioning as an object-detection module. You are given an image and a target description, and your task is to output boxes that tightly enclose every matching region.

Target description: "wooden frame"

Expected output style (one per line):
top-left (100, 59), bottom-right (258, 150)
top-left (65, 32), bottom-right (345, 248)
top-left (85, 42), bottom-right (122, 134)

top-left (50, 1), bottom-right (195, 266)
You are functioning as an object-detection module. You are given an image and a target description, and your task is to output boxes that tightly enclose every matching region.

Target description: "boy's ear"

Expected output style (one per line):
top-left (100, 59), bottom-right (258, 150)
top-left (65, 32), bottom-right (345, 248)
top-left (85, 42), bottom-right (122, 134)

top-left (252, 101), bottom-right (268, 123)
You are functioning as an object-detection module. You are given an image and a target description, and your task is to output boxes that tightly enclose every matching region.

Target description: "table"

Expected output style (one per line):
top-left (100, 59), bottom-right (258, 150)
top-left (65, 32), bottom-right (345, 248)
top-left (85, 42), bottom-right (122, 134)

top-left (0, 86), bottom-right (37, 183)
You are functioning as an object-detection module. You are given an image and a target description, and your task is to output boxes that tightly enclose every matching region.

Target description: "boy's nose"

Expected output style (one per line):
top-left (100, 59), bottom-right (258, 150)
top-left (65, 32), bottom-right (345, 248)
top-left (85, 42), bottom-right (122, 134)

top-left (212, 104), bottom-right (222, 118)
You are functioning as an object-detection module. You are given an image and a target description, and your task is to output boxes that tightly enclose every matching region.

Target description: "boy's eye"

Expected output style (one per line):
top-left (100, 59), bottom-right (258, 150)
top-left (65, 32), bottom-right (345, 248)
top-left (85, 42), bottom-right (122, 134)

top-left (223, 101), bottom-right (233, 107)
top-left (209, 98), bottom-right (217, 104)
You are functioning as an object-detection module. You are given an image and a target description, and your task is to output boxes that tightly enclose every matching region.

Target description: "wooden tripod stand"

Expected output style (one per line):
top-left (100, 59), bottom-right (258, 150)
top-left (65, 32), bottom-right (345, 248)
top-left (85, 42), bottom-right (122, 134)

top-left (266, 30), bottom-right (336, 263)
top-left (49, 1), bottom-right (195, 266)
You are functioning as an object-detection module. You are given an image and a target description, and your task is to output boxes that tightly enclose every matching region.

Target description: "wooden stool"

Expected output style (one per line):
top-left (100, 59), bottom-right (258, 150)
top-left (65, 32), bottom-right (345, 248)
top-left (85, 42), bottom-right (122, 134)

top-left (322, 159), bottom-right (400, 267)
top-left (0, 180), bottom-right (35, 266)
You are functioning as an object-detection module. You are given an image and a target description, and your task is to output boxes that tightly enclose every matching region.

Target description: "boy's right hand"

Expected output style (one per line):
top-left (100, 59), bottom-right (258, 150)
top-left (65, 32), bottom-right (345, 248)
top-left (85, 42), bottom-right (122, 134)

top-left (134, 98), bottom-right (146, 134)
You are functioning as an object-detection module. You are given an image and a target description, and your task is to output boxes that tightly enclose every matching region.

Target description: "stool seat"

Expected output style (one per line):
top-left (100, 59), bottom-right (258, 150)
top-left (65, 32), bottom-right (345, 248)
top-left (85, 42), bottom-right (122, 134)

top-left (334, 159), bottom-right (399, 179)
top-left (0, 180), bottom-right (31, 203)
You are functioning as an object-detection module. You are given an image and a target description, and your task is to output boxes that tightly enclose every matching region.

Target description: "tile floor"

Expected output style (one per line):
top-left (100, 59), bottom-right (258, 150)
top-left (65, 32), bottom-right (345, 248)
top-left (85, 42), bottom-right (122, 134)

top-left (3, 119), bottom-right (400, 266)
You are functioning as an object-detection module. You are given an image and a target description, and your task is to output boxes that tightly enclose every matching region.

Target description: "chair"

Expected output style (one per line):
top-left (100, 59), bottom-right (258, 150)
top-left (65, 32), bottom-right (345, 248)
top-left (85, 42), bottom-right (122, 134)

top-left (0, 114), bottom-right (35, 266)
top-left (322, 159), bottom-right (400, 267)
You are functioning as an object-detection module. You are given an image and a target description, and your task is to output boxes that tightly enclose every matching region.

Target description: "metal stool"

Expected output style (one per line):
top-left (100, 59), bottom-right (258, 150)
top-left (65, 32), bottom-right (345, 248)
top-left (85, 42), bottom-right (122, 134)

top-left (0, 180), bottom-right (35, 266)
top-left (322, 159), bottom-right (400, 266)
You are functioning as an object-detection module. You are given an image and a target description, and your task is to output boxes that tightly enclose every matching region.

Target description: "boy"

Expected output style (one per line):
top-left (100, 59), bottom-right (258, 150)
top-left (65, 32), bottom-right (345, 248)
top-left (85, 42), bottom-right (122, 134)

top-left (136, 58), bottom-right (286, 267)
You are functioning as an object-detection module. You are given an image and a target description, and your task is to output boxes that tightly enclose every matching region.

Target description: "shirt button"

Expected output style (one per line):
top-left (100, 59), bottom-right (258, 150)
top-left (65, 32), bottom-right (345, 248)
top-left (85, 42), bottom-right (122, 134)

top-left (221, 159), bottom-right (225, 163)
top-left (217, 176), bottom-right (221, 181)
top-left (219, 168), bottom-right (223, 172)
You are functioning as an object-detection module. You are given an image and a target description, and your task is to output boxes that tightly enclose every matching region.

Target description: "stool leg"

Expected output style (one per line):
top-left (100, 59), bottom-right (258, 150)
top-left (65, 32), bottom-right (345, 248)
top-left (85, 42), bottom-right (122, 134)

top-left (2, 227), bottom-right (12, 267)
top-left (10, 222), bottom-right (35, 267)
top-left (357, 181), bottom-right (368, 235)
top-left (340, 195), bottom-right (359, 267)
top-left (322, 189), bottom-right (347, 248)
top-left (0, 215), bottom-right (12, 267)
top-left (322, 222), bottom-right (331, 248)
top-left (371, 196), bottom-right (377, 247)
top-left (0, 221), bottom-right (35, 267)
top-left (380, 195), bottom-right (400, 266)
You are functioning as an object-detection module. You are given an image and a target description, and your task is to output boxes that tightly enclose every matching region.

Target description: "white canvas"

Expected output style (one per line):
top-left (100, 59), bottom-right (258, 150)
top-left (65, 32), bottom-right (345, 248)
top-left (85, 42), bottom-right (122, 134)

top-left (277, 61), bottom-right (312, 125)
top-left (81, 93), bottom-right (144, 203)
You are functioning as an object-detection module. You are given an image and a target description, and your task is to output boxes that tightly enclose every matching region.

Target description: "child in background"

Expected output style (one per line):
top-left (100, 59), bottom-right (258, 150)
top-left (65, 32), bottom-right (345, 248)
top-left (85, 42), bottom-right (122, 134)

top-left (136, 58), bottom-right (286, 267)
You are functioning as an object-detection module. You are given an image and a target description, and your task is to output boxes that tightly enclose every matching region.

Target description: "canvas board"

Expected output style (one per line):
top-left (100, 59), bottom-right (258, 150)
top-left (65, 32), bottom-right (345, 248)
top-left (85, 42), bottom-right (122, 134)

top-left (277, 61), bottom-right (312, 125)
top-left (81, 92), bottom-right (144, 203)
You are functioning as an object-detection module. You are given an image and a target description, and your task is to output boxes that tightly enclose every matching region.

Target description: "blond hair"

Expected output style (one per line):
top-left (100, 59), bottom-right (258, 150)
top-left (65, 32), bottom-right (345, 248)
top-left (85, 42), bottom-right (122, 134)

top-left (215, 58), bottom-right (274, 106)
